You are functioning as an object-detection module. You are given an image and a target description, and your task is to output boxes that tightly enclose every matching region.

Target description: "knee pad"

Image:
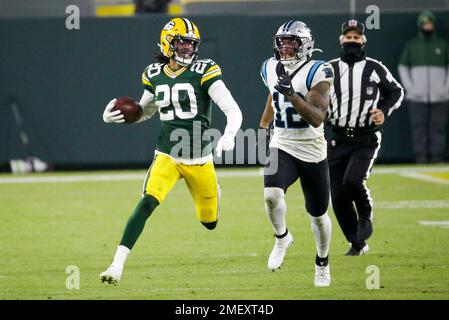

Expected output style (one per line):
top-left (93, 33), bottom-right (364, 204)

top-left (264, 187), bottom-right (285, 208)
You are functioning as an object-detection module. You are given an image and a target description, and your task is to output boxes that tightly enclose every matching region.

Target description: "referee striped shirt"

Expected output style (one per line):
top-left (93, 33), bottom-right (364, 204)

top-left (328, 56), bottom-right (404, 128)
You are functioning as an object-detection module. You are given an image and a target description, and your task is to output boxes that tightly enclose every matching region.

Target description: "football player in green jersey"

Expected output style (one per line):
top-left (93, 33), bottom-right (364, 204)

top-left (100, 17), bottom-right (242, 285)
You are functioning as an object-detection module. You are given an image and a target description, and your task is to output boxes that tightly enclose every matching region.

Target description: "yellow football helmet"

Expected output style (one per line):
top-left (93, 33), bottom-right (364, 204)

top-left (159, 17), bottom-right (201, 66)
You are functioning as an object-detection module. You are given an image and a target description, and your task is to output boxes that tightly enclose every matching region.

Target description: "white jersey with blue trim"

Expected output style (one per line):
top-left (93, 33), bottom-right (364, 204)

top-left (260, 57), bottom-right (334, 163)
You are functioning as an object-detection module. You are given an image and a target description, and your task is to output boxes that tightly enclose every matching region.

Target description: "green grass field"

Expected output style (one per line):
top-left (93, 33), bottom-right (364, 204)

top-left (1, 165), bottom-right (448, 300)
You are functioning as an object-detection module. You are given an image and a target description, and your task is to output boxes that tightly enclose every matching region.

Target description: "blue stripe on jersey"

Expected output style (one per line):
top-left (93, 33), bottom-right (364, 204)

top-left (260, 59), bottom-right (269, 83)
top-left (306, 61), bottom-right (325, 90)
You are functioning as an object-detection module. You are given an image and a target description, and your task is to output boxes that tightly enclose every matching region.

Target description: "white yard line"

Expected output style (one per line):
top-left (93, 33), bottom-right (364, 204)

top-left (0, 173), bottom-right (143, 184)
top-left (373, 166), bottom-right (449, 185)
top-left (399, 172), bottom-right (449, 185)
top-left (0, 170), bottom-right (262, 184)
top-left (373, 166), bottom-right (449, 174)
top-left (419, 221), bottom-right (449, 229)
top-left (377, 200), bottom-right (449, 209)
top-left (0, 165), bottom-right (449, 184)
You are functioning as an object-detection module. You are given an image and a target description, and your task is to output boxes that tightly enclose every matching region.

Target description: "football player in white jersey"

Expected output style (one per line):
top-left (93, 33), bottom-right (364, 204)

top-left (259, 20), bottom-right (334, 287)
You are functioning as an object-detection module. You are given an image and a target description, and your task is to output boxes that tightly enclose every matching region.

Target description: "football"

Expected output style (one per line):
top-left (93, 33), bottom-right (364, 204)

top-left (112, 97), bottom-right (143, 123)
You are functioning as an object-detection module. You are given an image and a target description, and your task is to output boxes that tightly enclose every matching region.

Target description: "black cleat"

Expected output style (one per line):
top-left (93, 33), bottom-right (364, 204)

top-left (357, 218), bottom-right (373, 241)
top-left (201, 221), bottom-right (217, 230)
top-left (345, 244), bottom-right (369, 256)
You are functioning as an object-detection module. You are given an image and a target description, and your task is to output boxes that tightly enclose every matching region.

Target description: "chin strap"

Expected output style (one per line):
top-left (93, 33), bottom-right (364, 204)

top-left (281, 47), bottom-right (322, 67)
top-left (281, 61), bottom-right (299, 72)
top-left (174, 53), bottom-right (195, 66)
top-left (280, 57), bottom-right (310, 72)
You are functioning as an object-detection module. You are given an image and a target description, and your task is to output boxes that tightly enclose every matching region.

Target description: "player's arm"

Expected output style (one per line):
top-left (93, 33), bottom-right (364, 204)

top-left (274, 66), bottom-right (330, 128)
top-left (258, 94), bottom-right (274, 153)
top-left (103, 66), bottom-right (159, 124)
top-left (135, 90), bottom-right (158, 123)
top-left (136, 67), bottom-right (159, 123)
top-left (208, 79), bottom-right (243, 154)
top-left (259, 94), bottom-right (274, 129)
top-left (102, 90), bottom-right (158, 124)
top-left (293, 82), bottom-right (329, 128)
top-left (275, 77), bottom-right (329, 128)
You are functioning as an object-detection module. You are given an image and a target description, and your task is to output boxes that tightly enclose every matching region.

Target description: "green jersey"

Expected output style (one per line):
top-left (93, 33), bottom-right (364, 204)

top-left (141, 59), bottom-right (222, 160)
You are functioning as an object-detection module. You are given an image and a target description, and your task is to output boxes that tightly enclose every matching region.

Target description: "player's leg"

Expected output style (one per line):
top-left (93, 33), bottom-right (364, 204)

top-left (298, 158), bottom-right (332, 287)
top-left (343, 132), bottom-right (381, 244)
top-left (181, 160), bottom-right (220, 230)
top-left (100, 195), bottom-right (159, 285)
top-left (264, 148), bottom-right (299, 271)
top-left (100, 154), bottom-right (181, 285)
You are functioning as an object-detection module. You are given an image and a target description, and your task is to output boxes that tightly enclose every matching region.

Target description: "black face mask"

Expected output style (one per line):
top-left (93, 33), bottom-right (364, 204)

top-left (341, 42), bottom-right (364, 62)
top-left (421, 28), bottom-right (434, 37)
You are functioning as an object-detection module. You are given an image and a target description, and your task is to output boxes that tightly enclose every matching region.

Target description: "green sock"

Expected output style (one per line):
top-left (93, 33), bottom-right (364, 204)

top-left (119, 195), bottom-right (159, 250)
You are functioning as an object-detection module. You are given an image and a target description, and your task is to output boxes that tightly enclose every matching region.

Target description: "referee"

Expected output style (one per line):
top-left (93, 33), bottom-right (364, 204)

top-left (327, 20), bottom-right (404, 256)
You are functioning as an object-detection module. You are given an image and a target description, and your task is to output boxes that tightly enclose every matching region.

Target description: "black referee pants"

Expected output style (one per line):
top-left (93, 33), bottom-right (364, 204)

top-left (328, 130), bottom-right (381, 248)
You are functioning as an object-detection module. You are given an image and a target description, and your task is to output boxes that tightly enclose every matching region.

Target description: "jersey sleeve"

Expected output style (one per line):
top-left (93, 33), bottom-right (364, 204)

top-left (199, 60), bottom-right (223, 92)
top-left (141, 66), bottom-right (155, 94)
top-left (260, 59), bottom-right (270, 88)
top-left (309, 62), bottom-right (334, 89)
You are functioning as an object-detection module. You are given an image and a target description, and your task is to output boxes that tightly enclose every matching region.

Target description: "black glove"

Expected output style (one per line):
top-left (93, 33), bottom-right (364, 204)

top-left (274, 73), bottom-right (295, 97)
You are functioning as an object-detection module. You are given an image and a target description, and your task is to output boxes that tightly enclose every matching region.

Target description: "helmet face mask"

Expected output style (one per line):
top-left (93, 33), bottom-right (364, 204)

top-left (274, 35), bottom-right (302, 61)
top-left (273, 21), bottom-right (315, 66)
top-left (170, 36), bottom-right (200, 66)
top-left (159, 18), bottom-right (201, 66)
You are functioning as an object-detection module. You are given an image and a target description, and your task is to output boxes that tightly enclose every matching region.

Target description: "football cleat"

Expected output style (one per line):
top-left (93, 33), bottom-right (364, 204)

top-left (268, 231), bottom-right (293, 271)
top-left (345, 244), bottom-right (369, 256)
top-left (314, 264), bottom-right (331, 287)
top-left (100, 264), bottom-right (123, 286)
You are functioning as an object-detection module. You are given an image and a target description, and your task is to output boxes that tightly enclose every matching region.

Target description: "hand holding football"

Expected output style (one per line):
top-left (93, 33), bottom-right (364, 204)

top-left (112, 97), bottom-right (143, 123)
